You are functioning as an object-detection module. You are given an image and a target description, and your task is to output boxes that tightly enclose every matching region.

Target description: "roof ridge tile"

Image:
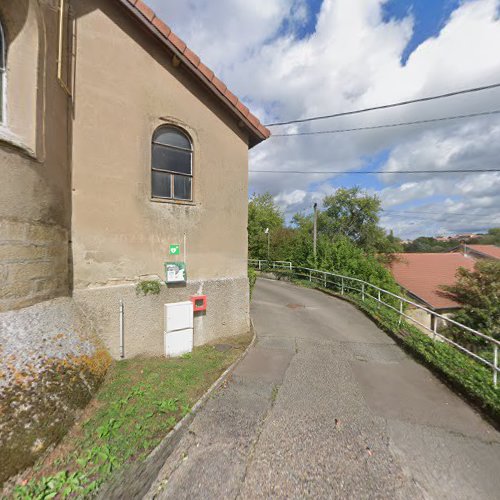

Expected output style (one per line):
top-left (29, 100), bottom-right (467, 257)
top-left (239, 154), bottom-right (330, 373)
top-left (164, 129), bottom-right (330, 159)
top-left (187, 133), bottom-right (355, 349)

top-left (116, 0), bottom-right (270, 143)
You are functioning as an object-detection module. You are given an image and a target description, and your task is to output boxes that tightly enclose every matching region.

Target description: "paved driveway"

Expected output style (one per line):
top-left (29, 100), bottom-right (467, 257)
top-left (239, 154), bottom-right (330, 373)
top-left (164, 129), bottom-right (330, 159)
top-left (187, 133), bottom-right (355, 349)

top-left (150, 278), bottom-right (500, 499)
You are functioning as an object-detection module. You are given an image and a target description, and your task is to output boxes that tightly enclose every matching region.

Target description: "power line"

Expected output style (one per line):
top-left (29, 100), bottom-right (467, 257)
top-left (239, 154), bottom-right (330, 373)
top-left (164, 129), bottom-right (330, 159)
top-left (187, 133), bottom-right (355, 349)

top-left (380, 213), bottom-right (496, 223)
top-left (249, 168), bottom-right (500, 175)
top-left (270, 110), bottom-right (500, 137)
top-left (382, 209), bottom-right (496, 217)
top-left (265, 82), bottom-right (500, 127)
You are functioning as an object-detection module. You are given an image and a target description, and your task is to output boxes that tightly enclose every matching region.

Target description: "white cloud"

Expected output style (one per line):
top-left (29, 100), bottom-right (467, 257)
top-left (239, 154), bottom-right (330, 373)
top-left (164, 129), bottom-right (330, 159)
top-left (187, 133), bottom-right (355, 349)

top-left (148, 0), bottom-right (500, 238)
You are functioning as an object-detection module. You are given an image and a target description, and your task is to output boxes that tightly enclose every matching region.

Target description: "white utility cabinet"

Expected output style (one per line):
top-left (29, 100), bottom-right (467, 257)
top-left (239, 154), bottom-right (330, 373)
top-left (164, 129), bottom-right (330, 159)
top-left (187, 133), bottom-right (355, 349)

top-left (164, 301), bottom-right (193, 358)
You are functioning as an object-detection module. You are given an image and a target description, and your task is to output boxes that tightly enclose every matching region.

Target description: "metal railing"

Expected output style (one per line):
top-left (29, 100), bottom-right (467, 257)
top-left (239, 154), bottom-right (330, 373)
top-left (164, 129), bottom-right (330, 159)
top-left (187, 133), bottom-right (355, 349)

top-left (249, 260), bottom-right (500, 387)
top-left (249, 259), bottom-right (292, 271)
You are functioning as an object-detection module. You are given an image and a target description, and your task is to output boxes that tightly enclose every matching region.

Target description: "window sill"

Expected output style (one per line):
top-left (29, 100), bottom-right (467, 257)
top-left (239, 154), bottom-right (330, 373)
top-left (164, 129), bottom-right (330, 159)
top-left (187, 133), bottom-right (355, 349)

top-left (0, 126), bottom-right (38, 160)
top-left (150, 197), bottom-right (196, 206)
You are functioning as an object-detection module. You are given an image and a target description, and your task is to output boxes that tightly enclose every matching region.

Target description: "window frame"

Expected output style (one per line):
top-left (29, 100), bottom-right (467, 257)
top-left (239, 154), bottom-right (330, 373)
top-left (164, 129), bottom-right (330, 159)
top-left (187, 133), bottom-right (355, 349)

top-left (151, 126), bottom-right (194, 203)
top-left (0, 18), bottom-right (6, 125)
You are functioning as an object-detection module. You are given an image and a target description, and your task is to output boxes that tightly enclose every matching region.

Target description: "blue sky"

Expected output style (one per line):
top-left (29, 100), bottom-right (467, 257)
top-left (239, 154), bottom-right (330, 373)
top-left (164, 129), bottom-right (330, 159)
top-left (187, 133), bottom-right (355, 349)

top-left (382, 0), bottom-right (461, 63)
top-left (151, 0), bottom-right (500, 238)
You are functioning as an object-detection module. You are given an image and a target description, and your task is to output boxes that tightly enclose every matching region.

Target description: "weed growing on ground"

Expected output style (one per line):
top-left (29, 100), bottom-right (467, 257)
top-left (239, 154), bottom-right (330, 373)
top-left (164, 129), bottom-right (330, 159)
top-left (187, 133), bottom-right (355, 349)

top-left (9, 343), bottom-right (246, 498)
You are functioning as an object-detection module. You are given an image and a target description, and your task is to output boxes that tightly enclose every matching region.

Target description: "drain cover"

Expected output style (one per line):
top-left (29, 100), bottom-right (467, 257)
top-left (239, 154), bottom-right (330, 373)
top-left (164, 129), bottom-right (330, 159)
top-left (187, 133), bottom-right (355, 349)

top-left (214, 344), bottom-right (232, 352)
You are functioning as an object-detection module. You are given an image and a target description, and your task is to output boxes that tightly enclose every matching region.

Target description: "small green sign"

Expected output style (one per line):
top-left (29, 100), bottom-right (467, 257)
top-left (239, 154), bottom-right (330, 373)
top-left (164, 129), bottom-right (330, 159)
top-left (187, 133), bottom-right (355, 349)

top-left (169, 244), bottom-right (180, 256)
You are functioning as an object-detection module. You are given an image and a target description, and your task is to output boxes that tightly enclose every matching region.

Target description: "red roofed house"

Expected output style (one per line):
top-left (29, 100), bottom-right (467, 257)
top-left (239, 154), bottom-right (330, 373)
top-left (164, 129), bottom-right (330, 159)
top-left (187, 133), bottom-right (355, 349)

top-left (389, 253), bottom-right (476, 332)
top-left (452, 244), bottom-right (500, 260)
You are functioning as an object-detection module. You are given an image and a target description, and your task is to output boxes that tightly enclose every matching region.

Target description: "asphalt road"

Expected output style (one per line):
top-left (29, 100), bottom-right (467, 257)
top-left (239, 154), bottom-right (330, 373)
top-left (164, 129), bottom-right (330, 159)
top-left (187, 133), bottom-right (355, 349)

top-left (149, 278), bottom-right (500, 499)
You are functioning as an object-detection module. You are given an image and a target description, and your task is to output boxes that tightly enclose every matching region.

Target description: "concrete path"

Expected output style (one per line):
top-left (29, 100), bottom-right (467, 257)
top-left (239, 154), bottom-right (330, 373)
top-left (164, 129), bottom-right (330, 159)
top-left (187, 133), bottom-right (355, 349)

top-left (149, 279), bottom-right (500, 499)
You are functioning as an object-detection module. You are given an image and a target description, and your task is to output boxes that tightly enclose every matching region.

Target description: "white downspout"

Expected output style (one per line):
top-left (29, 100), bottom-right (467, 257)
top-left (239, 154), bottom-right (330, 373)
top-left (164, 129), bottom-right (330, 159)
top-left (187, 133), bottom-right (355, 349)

top-left (119, 299), bottom-right (125, 359)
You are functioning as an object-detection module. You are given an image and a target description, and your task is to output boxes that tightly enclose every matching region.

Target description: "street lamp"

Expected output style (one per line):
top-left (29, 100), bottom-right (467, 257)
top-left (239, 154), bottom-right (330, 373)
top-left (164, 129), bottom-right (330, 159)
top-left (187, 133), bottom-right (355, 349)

top-left (264, 227), bottom-right (270, 261)
top-left (313, 203), bottom-right (318, 259)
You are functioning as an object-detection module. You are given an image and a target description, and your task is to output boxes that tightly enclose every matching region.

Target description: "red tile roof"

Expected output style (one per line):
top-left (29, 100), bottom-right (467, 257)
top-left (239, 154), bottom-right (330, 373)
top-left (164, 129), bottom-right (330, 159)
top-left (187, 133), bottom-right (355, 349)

top-left (116, 0), bottom-right (271, 147)
top-left (389, 253), bottom-right (475, 310)
top-left (465, 245), bottom-right (500, 260)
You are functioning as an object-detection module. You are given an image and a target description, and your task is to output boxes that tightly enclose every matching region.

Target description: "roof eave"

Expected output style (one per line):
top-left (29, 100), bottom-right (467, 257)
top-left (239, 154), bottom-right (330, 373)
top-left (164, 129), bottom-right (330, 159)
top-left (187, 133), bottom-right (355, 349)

top-left (397, 286), bottom-right (461, 311)
top-left (116, 0), bottom-right (270, 148)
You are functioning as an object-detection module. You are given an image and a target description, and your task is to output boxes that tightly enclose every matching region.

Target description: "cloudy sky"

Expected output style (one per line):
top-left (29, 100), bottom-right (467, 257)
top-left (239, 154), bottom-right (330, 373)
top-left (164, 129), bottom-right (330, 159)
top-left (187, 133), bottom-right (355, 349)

top-left (149, 0), bottom-right (500, 239)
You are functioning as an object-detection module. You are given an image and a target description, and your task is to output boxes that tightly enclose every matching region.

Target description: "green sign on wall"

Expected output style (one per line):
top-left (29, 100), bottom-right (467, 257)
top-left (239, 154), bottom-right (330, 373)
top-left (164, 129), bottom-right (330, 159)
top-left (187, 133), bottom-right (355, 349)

top-left (165, 262), bottom-right (186, 283)
top-left (169, 244), bottom-right (180, 256)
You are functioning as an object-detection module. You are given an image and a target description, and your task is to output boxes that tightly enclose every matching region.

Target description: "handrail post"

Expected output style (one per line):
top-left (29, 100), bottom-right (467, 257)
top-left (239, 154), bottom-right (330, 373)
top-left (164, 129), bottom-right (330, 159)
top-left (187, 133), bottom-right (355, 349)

top-left (324, 272), bottom-right (327, 288)
top-left (494, 345), bottom-right (498, 388)
top-left (377, 290), bottom-right (381, 308)
top-left (361, 283), bottom-right (365, 301)
top-left (309, 270), bottom-right (312, 282)
top-left (258, 260), bottom-right (261, 270)
top-left (341, 277), bottom-right (344, 295)
top-left (433, 314), bottom-right (437, 341)
top-left (398, 300), bottom-right (403, 325)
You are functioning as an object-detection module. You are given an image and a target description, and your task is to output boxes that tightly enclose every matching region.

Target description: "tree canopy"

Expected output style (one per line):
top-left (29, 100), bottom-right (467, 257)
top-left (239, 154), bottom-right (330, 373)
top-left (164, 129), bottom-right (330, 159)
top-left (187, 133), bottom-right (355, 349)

top-left (248, 193), bottom-right (284, 260)
top-left (441, 260), bottom-right (500, 344)
top-left (247, 189), bottom-right (402, 294)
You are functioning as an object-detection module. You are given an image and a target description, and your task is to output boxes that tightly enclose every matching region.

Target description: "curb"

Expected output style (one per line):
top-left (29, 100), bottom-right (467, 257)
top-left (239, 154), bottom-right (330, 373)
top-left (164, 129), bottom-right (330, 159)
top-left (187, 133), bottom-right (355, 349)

top-left (98, 324), bottom-right (257, 500)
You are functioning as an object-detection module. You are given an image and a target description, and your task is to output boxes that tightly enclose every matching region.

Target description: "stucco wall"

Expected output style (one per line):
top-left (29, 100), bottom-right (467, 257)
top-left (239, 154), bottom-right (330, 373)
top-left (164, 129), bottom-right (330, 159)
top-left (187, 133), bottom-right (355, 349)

top-left (70, 0), bottom-right (251, 354)
top-left (74, 277), bottom-right (249, 358)
top-left (0, 0), bottom-right (71, 312)
top-left (406, 306), bottom-right (454, 337)
top-left (71, 1), bottom-right (249, 286)
top-left (406, 307), bottom-right (432, 333)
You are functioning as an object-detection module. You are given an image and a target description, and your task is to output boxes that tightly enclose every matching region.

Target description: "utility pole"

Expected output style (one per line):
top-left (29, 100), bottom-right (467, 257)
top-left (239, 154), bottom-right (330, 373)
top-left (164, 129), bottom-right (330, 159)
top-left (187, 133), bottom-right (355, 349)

top-left (313, 203), bottom-right (318, 259)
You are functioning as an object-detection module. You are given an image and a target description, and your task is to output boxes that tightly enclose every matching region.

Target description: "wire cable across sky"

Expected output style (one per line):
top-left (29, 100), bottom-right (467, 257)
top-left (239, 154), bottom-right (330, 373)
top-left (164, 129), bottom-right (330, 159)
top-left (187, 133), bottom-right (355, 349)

top-left (249, 168), bottom-right (500, 175)
top-left (270, 109), bottom-right (500, 137)
top-left (265, 82), bottom-right (500, 127)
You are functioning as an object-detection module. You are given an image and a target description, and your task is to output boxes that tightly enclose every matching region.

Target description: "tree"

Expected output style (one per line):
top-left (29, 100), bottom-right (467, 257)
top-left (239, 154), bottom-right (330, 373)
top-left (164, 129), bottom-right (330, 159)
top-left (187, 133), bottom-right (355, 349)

top-left (248, 193), bottom-right (284, 259)
top-left (319, 187), bottom-right (401, 254)
top-left (315, 235), bottom-right (401, 297)
top-left (441, 260), bottom-right (500, 349)
top-left (478, 228), bottom-right (500, 246)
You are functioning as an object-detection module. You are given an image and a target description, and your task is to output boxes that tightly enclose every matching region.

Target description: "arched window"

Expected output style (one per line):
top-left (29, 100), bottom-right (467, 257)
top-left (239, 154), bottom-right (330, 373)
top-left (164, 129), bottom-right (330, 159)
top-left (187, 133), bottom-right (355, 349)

top-left (0, 19), bottom-right (5, 123)
top-left (151, 126), bottom-right (193, 201)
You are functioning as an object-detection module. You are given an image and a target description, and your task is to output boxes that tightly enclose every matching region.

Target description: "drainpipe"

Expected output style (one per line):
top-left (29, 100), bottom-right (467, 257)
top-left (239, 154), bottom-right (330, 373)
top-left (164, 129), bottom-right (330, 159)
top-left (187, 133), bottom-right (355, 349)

top-left (119, 299), bottom-right (124, 359)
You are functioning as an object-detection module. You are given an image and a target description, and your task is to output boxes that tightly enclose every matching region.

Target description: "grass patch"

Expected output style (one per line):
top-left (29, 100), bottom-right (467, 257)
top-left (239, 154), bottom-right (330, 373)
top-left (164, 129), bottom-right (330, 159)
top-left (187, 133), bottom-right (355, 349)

top-left (8, 337), bottom-right (250, 499)
top-left (282, 275), bottom-right (500, 425)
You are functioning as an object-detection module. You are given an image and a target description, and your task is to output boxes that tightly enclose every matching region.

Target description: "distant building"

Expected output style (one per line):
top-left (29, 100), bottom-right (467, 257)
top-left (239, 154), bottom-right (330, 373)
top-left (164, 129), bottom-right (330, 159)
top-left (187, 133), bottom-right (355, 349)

top-left (389, 253), bottom-right (475, 332)
top-left (451, 244), bottom-right (500, 260)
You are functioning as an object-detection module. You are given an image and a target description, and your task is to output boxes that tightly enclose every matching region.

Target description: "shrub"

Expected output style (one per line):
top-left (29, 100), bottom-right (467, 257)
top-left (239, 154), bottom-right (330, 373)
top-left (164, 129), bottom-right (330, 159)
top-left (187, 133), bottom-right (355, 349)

top-left (135, 280), bottom-right (161, 296)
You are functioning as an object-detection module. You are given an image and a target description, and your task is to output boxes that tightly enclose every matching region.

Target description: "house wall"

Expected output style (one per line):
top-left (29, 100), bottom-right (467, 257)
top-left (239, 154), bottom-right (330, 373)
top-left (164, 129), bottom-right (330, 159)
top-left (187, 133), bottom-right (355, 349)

top-left (71, 0), bottom-right (251, 356)
top-left (0, 2), bottom-right (111, 484)
top-left (0, 0), bottom-right (71, 312)
top-left (406, 306), bottom-right (455, 336)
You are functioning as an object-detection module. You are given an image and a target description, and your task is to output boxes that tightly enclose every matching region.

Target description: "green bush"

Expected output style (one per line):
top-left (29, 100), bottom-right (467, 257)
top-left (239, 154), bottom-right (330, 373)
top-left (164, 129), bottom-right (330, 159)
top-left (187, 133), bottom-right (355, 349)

top-left (248, 268), bottom-right (257, 298)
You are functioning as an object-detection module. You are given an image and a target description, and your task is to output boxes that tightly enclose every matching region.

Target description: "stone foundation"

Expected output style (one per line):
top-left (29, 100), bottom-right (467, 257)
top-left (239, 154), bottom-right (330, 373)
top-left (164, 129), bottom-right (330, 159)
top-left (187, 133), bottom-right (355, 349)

top-left (73, 276), bottom-right (250, 359)
top-left (0, 298), bottom-right (111, 485)
top-left (0, 219), bottom-right (69, 312)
